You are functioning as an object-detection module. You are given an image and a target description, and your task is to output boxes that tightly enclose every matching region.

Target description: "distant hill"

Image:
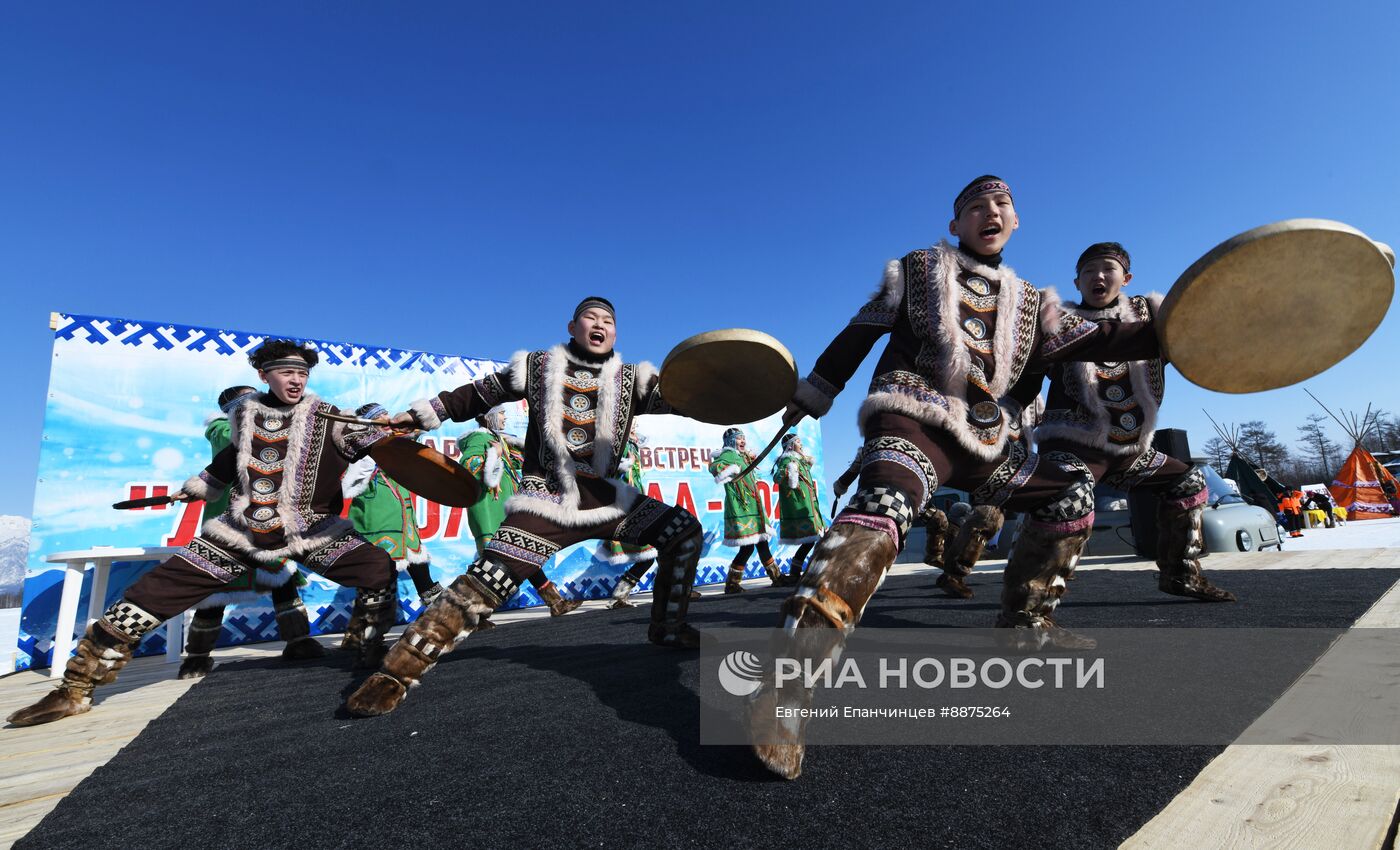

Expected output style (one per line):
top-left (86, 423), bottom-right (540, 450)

top-left (0, 516), bottom-right (31, 604)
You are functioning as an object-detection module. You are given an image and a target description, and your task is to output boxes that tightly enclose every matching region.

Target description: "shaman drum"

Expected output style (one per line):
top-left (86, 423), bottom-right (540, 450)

top-left (1158, 219), bottom-right (1394, 394)
top-left (660, 329), bottom-right (797, 424)
top-left (368, 436), bottom-right (480, 508)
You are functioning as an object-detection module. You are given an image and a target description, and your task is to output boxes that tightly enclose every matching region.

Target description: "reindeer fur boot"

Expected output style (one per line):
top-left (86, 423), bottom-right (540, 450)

top-left (178, 608), bottom-right (224, 679)
top-left (749, 521), bottom-right (898, 780)
top-left (997, 520), bottom-right (1095, 651)
top-left (936, 505), bottom-right (1003, 599)
top-left (648, 524), bottom-right (704, 649)
top-left (346, 576), bottom-right (498, 718)
top-left (348, 586), bottom-right (397, 670)
top-left (273, 589), bottom-right (324, 661)
top-left (539, 580), bottom-right (582, 617)
top-left (8, 618), bottom-right (141, 727)
top-left (1157, 500), bottom-right (1236, 602)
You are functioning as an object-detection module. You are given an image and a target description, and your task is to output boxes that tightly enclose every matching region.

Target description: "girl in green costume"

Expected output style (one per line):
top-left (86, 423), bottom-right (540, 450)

top-left (709, 427), bottom-right (779, 592)
top-left (771, 433), bottom-right (826, 586)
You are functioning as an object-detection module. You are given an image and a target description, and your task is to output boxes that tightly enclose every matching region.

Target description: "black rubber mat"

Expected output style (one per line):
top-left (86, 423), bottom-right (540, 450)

top-left (14, 567), bottom-right (1398, 850)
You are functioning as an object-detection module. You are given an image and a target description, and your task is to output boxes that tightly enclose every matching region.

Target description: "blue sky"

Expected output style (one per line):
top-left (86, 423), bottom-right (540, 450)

top-left (1, 2), bottom-right (1397, 517)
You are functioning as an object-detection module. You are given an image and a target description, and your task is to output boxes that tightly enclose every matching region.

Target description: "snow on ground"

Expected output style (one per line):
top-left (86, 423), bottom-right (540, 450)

top-left (1281, 515), bottom-right (1400, 551)
top-left (0, 607), bottom-right (18, 673)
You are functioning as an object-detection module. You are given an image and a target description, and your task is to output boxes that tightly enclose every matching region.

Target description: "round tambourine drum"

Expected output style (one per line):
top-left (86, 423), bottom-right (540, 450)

top-left (1158, 219), bottom-right (1394, 394)
top-left (660, 329), bottom-right (797, 425)
top-left (368, 436), bottom-right (480, 508)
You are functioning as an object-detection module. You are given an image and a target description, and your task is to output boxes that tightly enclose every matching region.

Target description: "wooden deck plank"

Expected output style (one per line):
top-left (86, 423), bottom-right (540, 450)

top-left (1121, 575), bottom-right (1400, 850)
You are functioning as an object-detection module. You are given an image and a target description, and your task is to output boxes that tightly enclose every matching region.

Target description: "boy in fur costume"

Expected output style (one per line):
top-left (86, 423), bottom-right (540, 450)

top-left (771, 433), bottom-right (826, 586)
top-left (9, 340), bottom-right (401, 727)
top-left (459, 405), bottom-right (580, 616)
top-left (749, 176), bottom-right (1165, 778)
top-left (178, 385), bottom-right (322, 679)
top-left (1034, 243), bottom-right (1234, 603)
top-left (709, 428), bottom-right (781, 592)
top-left (346, 297), bottom-right (705, 718)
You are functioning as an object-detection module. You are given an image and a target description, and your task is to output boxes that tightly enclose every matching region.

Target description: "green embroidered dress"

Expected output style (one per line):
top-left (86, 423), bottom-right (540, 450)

top-left (709, 447), bottom-right (770, 546)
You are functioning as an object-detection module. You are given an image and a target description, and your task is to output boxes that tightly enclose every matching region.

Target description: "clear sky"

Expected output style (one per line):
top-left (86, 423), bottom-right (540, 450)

top-left (1, 2), bottom-right (1396, 517)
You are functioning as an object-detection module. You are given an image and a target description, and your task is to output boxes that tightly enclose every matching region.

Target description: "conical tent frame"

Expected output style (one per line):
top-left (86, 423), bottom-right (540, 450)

top-left (1205, 409), bottom-right (1286, 513)
top-left (1305, 389), bottom-right (1398, 519)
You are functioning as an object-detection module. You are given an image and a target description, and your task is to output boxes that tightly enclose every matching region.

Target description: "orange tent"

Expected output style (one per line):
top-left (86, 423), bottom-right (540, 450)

top-left (1329, 446), bottom-right (1399, 520)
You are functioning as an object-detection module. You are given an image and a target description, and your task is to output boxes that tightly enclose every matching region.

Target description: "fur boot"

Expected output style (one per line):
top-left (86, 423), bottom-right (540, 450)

top-left (762, 558), bottom-right (782, 587)
top-left (922, 507), bottom-right (950, 567)
top-left (345, 575), bottom-right (497, 717)
top-left (610, 575), bottom-right (638, 609)
top-left (179, 608), bottom-right (224, 679)
top-left (1157, 502), bottom-right (1236, 602)
top-left (418, 582), bottom-right (444, 608)
top-left (749, 522), bottom-right (898, 780)
top-left (724, 563), bottom-right (746, 594)
top-left (996, 520), bottom-right (1095, 650)
top-left (937, 505), bottom-right (1004, 599)
top-left (348, 586), bottom-right (397, 669)
top-left (648, 525), bottom-right (703, 648)
top-left (8, 618), bottom-right (140, 727)
top-left (339, 593), bottom-right (366, 652)
top-left (538, 580), bottom-right (582, 617)
top-left (273, 586), bottom-right (324, 661)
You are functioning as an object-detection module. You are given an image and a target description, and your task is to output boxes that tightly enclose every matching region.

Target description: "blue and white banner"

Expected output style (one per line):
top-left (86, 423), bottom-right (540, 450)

top-left (17, 313), bottom-right (823, 670)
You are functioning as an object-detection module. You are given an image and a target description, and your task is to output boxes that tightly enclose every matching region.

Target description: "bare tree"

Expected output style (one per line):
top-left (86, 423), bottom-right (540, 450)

top-left (1296, 413), bottom-right (1341, 480)
top-left (1238, 420), bottom-right (1291, 470)
top-left (1202, 436), bottom-right (1233, 474)
top-left (1361, 409), bottom-right (1398, 454)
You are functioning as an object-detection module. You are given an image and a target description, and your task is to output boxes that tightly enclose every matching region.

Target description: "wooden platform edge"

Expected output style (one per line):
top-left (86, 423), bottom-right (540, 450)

top-left (1121, 576), bottom-right (1400, 850)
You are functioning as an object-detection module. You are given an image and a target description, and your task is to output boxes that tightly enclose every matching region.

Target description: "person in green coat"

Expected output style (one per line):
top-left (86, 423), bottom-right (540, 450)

top-left (771, 434), bottom-right (827, 586)
top-left (337, 455), bottom-right (439, 651)
top-left (179, 385), bottom-right (321, 679)
top-left (458, 406), bottom-right (579, 617)
top-left (709, 427), bottom-right (779, 593)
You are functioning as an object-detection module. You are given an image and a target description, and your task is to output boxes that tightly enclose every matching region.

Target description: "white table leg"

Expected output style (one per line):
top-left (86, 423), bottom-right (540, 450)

top-left (86, 560), bottom-right (111, 625)
top-left (50, 560), bottom-right (90, 679)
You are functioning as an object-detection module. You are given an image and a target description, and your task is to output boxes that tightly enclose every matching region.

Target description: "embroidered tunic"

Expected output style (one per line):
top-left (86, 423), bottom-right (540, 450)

top-left (773, 449), bottom-right (826, 544)
top-left (709, 447), bottom-right (770, 545)
top-left (409, 342), bottom-right (670, 528)
top-left (180, 393), bottom-right (387, 565)
top-left (791, 241), bottom-right (1160, 461)
top-left (1036, 294), bottom-right (1166, 456)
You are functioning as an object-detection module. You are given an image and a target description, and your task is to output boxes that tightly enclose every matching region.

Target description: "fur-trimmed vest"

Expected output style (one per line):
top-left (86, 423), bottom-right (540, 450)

top-left (1035, 294), bottom-right (1165, 456)
top-left (793, 241), bottom-right (1095, 461)
top-left (181, 393), bottom-right (387, 565)
top-left (413, 343), bottom-right (668, 528)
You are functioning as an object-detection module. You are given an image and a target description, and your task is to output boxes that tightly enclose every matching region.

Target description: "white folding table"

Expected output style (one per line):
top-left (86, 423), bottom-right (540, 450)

top-left (43, 546), bottom-right (182, 679)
